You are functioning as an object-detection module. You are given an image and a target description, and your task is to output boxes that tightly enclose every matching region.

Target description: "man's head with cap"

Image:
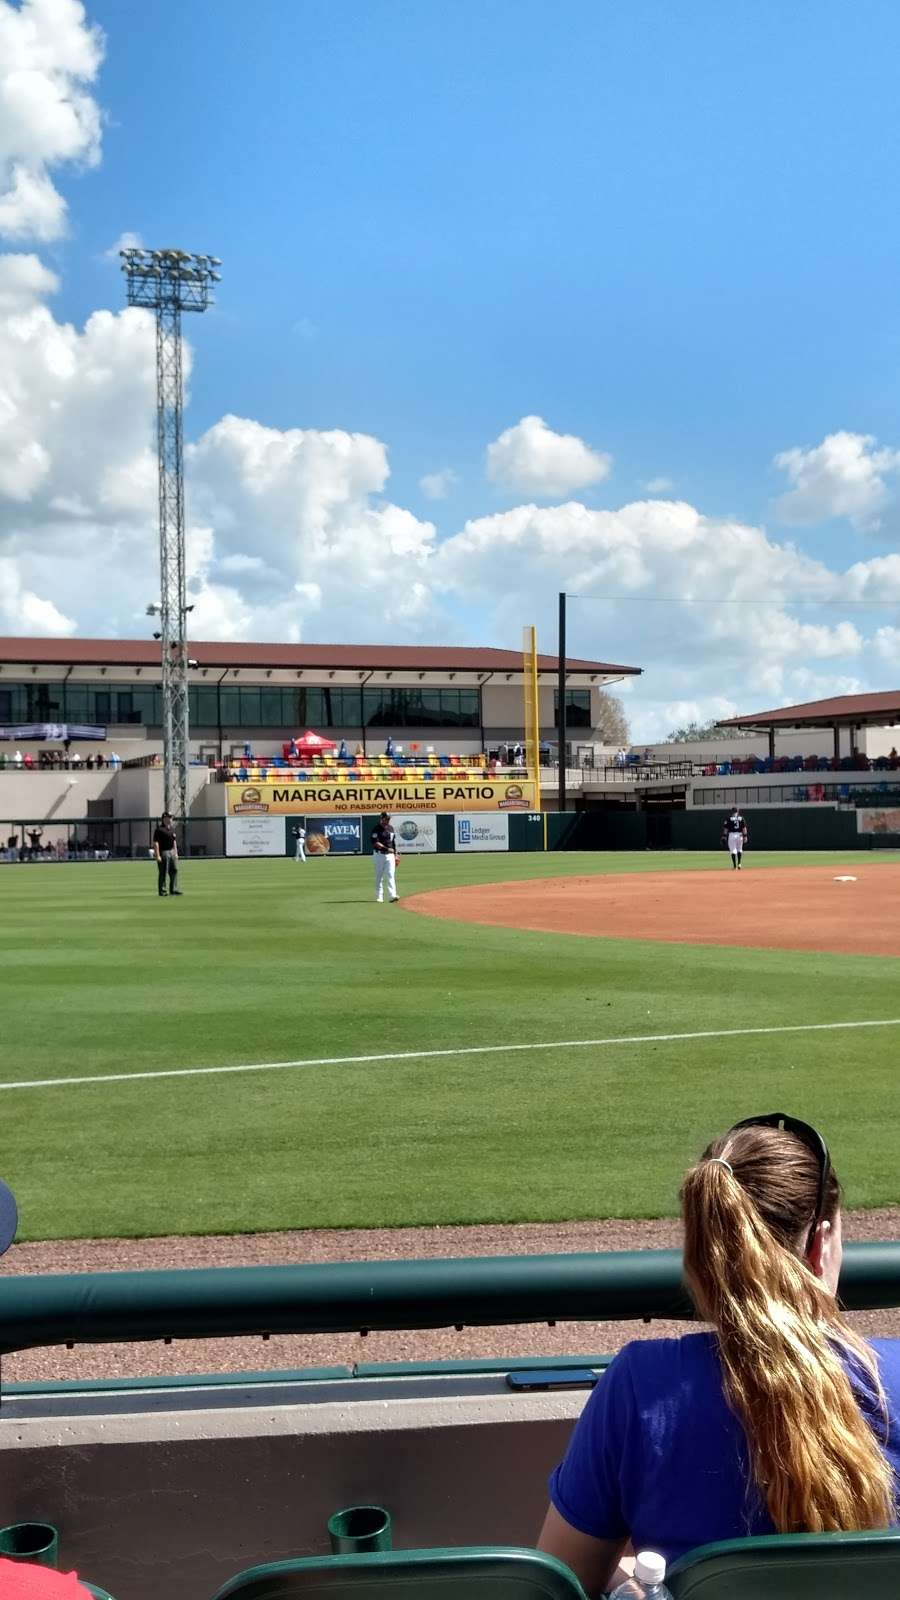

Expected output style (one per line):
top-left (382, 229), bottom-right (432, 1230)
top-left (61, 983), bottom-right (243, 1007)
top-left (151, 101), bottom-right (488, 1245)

top-left (0, 1178), bottom-right (16, 1259)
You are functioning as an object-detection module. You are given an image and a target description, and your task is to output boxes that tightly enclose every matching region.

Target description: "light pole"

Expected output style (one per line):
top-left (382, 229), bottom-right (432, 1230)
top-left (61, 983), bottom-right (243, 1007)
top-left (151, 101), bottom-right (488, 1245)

top-left (121, 247), bottom-right (221, 826)
top-left (558, 592), bottom-right (568, 813)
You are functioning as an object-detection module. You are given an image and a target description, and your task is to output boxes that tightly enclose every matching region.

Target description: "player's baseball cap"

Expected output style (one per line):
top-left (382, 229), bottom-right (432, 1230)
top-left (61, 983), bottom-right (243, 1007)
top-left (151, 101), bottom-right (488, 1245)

top-left (379, 810), bottom-right (390, 818)
top-left (0, 1562), bottom-right (92, 1597)
top-left (0, 1178), bottom-right (18, 1256)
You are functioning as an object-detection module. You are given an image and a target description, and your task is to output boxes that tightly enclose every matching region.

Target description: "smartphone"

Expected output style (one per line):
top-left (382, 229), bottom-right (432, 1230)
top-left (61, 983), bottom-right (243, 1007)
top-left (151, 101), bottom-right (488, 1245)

top-left (505, 1367), bottom-right (599, 1392)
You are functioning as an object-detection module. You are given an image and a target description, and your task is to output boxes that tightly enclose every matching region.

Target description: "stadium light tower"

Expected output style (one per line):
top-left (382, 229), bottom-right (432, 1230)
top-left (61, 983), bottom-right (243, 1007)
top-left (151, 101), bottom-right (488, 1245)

top-left (120, 247), bottom-right (222, 824)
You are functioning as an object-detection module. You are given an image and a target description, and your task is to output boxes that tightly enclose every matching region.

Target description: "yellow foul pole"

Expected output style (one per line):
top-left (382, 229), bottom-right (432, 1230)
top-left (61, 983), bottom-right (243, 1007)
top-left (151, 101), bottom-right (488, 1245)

top-left (522, 624), bottom-right (540, 796)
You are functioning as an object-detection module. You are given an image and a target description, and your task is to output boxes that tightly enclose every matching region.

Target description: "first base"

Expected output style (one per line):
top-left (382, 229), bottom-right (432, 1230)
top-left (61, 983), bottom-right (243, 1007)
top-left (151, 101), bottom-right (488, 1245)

top-left (833, 875), bottom-right (858, 882)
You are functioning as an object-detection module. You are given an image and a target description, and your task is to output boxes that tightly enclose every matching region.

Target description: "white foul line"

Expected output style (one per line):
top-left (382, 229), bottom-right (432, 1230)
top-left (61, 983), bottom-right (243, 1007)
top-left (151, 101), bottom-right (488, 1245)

top-left (1, 1018), bottom-right (899, 1094)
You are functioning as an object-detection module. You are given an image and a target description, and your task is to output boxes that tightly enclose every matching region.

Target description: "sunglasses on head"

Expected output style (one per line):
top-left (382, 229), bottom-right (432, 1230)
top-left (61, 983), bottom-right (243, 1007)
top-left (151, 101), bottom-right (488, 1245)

top-left (727, 1112), bottom-right (831, 1251)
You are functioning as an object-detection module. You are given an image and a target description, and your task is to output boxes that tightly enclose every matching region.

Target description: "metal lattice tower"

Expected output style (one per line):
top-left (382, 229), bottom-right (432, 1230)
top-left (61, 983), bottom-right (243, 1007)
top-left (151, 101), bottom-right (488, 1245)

top-left (120, 247), bottom-right (221, 824)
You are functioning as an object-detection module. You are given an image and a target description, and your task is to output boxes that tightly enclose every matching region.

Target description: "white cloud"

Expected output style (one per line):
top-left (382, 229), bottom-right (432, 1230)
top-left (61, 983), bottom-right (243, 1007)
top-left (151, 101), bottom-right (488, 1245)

top-left (0, 248), bottom-right (57, 312)
top-left (104, 229), bottom-right (142, 261)
top-left (4, 256), bottom-right (900, 739)
top-left (433, 497), bottom-right (885, 738)
top-left (0, 553), bottom-right (74, 633)
top-left (485, 414), bottom-right (612, 498)
top-left (0, 0), bottom-right (104, 242)
top-left (643, 477), bottom-right (674, 494)
top-left (774, 431), bottom-right (900, 532)
top-left (419, 467), bottom-right (458, 501)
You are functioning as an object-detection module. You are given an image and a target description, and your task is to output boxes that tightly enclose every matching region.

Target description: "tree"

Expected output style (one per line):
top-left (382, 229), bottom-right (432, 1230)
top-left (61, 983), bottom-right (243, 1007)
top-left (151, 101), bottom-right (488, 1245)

top-left (665, 718), bottom-right (746, 742)
top-left (594, 691), bottom-right (629, 745)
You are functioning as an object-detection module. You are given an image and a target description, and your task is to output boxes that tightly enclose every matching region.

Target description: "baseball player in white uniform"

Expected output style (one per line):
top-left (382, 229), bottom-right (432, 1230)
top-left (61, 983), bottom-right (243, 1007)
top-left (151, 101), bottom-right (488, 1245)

top-left (722, 808), bottom-right (749, 869)
top-left (371, 811), bottom-right (399, 903)
top-left (292, 822), bottom-right (307, 862)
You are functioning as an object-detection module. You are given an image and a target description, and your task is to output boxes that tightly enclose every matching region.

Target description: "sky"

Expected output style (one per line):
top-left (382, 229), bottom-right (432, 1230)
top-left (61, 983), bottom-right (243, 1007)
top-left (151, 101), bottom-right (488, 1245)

top-left (3, 0), bottom-right (900, 738)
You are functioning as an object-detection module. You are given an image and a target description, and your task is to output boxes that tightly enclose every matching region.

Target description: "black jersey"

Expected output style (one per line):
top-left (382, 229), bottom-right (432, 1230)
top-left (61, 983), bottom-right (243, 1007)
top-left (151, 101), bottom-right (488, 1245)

top-left (371, 821), bottom-right (396, 853)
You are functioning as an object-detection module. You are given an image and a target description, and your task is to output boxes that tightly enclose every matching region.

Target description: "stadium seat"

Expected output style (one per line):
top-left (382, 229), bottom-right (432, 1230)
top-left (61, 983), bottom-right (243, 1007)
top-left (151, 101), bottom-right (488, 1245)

top-left (667, 1529), bottom-right (900, 1599)
top-left (210, 1546), bottom-right (589, 1599)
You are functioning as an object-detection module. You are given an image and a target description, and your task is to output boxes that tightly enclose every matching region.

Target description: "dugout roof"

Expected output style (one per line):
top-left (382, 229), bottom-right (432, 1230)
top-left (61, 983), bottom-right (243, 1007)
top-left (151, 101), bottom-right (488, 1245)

top-left (721, 691), bottom-right (900, 731)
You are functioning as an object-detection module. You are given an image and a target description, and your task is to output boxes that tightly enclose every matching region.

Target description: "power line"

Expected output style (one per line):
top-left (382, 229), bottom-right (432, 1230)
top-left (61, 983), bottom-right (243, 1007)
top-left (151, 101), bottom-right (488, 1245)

top-left (567, 594), bottom-right (900, 607)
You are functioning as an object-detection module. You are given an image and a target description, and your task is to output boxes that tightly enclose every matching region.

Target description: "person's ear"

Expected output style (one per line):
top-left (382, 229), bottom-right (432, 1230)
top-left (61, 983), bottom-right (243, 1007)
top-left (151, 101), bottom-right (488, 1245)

top-left (806, 1218), bottom-right (830, 1279)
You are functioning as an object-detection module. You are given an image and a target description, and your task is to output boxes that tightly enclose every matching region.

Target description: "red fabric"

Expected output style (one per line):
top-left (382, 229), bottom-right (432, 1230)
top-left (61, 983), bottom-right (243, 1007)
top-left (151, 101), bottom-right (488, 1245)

top-left (0, 1562), bottom-right (91, 1597)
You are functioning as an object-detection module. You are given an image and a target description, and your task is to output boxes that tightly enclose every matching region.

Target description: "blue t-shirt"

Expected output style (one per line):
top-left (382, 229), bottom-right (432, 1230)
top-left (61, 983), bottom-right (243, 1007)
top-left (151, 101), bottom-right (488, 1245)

top-left (549, 1332), bottom-right (900, 1564)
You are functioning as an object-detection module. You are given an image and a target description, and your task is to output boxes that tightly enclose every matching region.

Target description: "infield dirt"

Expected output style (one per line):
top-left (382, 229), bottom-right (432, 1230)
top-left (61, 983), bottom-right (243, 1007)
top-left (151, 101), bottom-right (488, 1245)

top-left (407, 863), bottom-right (900, 957)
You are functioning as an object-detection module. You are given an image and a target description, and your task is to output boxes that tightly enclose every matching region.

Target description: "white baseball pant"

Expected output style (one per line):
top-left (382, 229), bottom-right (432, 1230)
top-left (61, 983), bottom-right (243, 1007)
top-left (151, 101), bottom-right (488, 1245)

top-left (374, 851), bottom-right (397, 901)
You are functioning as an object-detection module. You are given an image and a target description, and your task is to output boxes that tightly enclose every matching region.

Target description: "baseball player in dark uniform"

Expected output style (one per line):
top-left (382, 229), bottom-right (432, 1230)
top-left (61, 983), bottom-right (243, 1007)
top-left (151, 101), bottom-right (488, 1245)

top-left (721, 808), bottom-right (749, 870)
top-left (371, 811), bottom-right (399, 903)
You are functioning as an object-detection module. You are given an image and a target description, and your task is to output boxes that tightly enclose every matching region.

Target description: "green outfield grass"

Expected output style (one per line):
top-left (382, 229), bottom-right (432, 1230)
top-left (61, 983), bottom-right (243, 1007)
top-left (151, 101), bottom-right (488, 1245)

top-left (1, 849), bottom-right (899, 1241)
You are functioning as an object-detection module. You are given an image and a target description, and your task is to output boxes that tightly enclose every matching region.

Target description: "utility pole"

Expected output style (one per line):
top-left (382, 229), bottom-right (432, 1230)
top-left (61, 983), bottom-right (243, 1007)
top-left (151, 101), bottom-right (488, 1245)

top-left (120, 247), bottom-right (221, 826)
top-left (558, 591), bottom-right (567, 813)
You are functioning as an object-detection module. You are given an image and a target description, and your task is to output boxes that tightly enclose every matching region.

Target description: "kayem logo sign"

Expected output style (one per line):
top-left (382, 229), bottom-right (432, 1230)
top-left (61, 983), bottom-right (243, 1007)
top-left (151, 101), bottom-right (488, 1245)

top-left (305, 816), bottom-right (362, 855)
top-left (455, 814), bottom-right (510, 852)
top-left (393, 814), bottom-right (437, 853)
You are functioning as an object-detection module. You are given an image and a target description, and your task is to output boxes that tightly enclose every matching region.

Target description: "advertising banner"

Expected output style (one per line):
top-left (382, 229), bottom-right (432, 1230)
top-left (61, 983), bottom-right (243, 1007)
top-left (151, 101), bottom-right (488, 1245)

top-left (857, 808), bottom-right (900, 834)
top-left (305, 815), bottom-right (362, 856)
top-left (226, 779), bottom-right (537, 816)
top-left (454, 813), bottom-right (510, 852)
top-left (392, 813), bottom-right (438, 853)
top-left (225, 815), bottom-right (285, 857)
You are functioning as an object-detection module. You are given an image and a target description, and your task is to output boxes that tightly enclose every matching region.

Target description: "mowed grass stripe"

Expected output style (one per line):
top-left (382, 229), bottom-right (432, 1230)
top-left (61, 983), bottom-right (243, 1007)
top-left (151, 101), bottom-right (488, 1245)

top-left (1, 852), bottom-right (899, 1239)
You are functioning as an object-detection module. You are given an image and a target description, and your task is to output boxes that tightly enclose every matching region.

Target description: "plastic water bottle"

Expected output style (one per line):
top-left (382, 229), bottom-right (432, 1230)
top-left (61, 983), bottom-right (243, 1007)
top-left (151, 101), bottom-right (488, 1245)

top-left (608, 1551), bottom-right (673, 1600)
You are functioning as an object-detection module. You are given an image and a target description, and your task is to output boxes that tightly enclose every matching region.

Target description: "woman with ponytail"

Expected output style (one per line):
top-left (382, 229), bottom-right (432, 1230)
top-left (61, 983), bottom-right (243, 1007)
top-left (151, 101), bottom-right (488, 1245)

top-left (537, 1114), bottom-right (900, 1596)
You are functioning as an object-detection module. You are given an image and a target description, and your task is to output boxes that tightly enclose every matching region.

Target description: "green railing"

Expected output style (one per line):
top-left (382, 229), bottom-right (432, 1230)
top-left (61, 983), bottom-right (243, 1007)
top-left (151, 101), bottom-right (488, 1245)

top-left (1, 1243), bottom-right (898, 1361)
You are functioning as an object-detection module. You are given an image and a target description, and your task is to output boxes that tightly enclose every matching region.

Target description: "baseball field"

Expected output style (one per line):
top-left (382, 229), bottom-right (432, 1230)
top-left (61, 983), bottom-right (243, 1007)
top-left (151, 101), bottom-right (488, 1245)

top-left (2, 848), bottom-right (900, 1243)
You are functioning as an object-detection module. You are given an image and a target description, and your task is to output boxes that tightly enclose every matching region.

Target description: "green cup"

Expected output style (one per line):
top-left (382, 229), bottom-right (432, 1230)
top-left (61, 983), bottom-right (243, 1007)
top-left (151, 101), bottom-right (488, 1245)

top-left (327, 1505), bottom-right (392, 1554)
top-left (0, 1522), bottom-right (60, 1567)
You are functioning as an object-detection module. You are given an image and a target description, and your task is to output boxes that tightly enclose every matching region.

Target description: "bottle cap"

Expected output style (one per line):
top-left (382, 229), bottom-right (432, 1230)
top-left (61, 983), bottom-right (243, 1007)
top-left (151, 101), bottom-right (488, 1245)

top-left (635, 1552), bottom-right (666, 1585)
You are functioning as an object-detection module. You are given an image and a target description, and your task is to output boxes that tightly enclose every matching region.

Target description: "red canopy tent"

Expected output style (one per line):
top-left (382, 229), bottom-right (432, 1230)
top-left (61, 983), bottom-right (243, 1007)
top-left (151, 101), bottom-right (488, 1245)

top-left (282, 730), bottom-right (337, 758)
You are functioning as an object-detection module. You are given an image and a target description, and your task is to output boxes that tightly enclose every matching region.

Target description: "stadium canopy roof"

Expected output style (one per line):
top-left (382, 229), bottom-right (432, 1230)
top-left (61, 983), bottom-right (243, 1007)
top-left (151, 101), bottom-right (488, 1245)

top-left (720, 691), bottom-right (900, 732)
top-left (0, 637), bottom-right (641, 683)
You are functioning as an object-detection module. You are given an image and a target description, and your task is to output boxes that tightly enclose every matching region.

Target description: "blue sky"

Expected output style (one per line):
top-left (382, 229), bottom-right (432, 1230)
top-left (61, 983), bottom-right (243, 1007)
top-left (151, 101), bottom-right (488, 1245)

top-left (3, 0), bottom-right (900, 737)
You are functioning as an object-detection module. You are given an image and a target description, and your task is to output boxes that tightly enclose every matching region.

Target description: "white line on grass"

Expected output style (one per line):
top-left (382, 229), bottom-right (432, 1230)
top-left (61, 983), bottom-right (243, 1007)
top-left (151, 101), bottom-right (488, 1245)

top-left (1, 1017), bottom-right (899, 1094)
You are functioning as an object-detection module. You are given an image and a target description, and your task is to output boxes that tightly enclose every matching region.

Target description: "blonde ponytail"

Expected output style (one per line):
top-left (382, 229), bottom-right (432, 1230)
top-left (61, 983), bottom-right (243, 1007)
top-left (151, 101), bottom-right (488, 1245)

top-left (681, 1128), bottom-right (893, 1533)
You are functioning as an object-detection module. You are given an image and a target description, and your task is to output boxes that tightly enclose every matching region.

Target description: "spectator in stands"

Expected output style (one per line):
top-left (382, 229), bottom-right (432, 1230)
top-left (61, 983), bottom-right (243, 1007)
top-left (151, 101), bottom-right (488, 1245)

top-left (0, 1183), bottom-right (95, 1597)
top-left (0, 1564), bottom-right (95, 1596)
top-left (27, 827), bottom-right (44, 859)
top-left (95, 750), bottom-right (105, 769)
top-left (13, 748), bottom-right (22, 768)
top-left (539, 1113), bottom-right (900, 1591)
top-left (6, 831), bottom-right (18, 861)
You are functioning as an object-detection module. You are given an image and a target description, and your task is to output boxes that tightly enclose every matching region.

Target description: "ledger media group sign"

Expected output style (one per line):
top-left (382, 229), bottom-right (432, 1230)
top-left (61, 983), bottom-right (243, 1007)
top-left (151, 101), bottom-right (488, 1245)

top-left (454, 814), bottom-right (510, 852)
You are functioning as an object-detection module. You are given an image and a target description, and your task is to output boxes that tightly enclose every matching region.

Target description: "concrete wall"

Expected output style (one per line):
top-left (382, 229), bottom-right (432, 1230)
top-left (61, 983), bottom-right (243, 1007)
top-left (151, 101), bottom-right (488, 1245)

top-left (0, 770), bottom-right (115, 823)
top-left (3, 1378), bottom-right (579, 1600)
top-left (0, 766), bottom-right (213, 826)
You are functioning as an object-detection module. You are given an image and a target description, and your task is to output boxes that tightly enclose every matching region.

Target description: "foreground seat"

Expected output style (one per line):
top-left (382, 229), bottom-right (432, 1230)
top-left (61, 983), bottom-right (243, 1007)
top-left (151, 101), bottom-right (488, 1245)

top-left (667, 1529), bottom-right (900, 1599)
top-left (211, 1546), bottom-right (587, 1600)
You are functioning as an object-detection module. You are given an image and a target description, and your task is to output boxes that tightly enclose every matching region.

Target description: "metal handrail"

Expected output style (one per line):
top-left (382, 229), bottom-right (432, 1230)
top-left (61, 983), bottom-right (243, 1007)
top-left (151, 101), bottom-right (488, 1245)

top-left (0, 1243), bottom-right (897, 1360)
